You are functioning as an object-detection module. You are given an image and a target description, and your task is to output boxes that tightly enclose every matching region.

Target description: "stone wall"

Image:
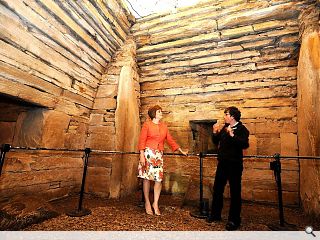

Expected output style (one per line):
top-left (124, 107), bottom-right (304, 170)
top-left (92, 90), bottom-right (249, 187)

top-left (1, 0), bottom-right (319, 212)
top-left (297, 2), bottom-right (320, 216)
top-left (1, 150), bottom-right (83, 200)
top-left (86, 36), bottom-right (140, 198)
top-left (132, 0), bottom-right (312, 206)
top-left (0, 0), bottom-right (133, 200)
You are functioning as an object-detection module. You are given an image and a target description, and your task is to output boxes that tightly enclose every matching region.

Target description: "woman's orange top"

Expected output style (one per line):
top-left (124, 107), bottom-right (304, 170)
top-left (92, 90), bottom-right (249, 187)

top-left (138, 120), bottom-right (179, 152)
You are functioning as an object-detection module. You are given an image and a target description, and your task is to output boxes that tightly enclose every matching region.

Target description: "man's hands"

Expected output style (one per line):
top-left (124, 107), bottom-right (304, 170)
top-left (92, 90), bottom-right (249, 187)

top-left (226, 125), bottom-right (235, 137)
top-left (213, 123), bottom-right (221, 135)
top-left (213, 123), bottom-right (234, 137)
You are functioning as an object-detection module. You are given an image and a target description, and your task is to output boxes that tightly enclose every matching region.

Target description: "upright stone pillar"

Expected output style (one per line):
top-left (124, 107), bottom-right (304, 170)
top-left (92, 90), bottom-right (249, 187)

top-left (297, 2), bottom-right (320, 216)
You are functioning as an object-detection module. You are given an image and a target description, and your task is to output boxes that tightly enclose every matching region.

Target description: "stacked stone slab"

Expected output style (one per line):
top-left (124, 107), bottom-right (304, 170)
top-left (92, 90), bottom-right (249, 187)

top-left (0, 0), bottom-right (134, 200)
top-left (132, 0), bottom-right (315, 206)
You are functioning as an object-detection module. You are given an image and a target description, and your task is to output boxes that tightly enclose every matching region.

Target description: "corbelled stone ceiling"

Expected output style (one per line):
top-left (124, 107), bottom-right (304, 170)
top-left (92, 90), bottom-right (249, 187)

top-left (123, 0), bottom-right (202, 18)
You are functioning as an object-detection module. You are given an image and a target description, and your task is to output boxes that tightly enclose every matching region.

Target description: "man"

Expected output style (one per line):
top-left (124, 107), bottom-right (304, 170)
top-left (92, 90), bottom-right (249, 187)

top-left (208, 106), bottom-right (249, 231)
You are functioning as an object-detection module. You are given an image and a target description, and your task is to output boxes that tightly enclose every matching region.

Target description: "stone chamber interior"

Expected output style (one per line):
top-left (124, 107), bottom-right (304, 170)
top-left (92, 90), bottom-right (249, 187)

top-left (0, 0), bottom-right (319, 232)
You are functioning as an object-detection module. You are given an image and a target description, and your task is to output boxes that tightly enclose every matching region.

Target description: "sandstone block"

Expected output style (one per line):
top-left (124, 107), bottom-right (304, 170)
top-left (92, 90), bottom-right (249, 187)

top-left (42, 110), bottom-right (70, 149)
top-left (253, 189), bottom-right (298, 205)
top-left (252, 189), bottom-right (277, 203)
top-left (88, 125), bottom-right (115, 135)
top-left (0, 168), bottom-right (83, 190)
top-left (89, 114), bottom-right (104, 125)
top-left (64, 132), bottom-right (86, 149)
top-left (3, 153), bottom-right (34, 172)
top-left (241, 39), bottom-right (274, 49)
top-left (257, 137), bottom-right (281, 155)
top-left (85, 167), bottom-right (111, 195)
top-left (88, 154), bottom-right (113, 168)
top-left (164, 156), bottom-right (199, 175)
top-left (86, 133), bottom-right (115, 151)
top-left (96, 84), bottom-right (117, 98)
top-left (279, 35), bottom-right (299, 46)
top-left (256, 121), bottom-right (297, 134)
top-left (253, 20), bottom-right (285, 32)
top-left (280, 133), bottom-right (298, 155)
top-left (244, 158), bottom-right (270, 170)
top-left (244, 135), bottom-right (257, 155)
top-left (101, 74), bottom-right (119, 84)
top-left (221, 26), bottom-right (254, 40)
top-left (242, 169), bottom-right (274, 181)
top-left (93, 98), bottom-right (117, 110)
top-left (242, 185), bottom-right (254, 201)
top-left (29, 155), bottom-right (83, 171)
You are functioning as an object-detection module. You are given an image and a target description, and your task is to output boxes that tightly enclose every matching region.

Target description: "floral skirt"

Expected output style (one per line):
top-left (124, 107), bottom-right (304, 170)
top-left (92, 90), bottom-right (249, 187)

top-left (138, 147), bottom-right (164, 182)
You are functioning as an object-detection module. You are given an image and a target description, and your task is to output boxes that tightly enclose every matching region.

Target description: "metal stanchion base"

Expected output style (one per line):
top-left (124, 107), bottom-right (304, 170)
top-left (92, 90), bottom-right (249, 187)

top-left (66, 208), bottom-right (91, 217)
top-left (190, 198), bottom-right (209, 219)
top-left (268, 222), bottom-right (298, 231)
top-left (190, 210), bottom-right (208, 219)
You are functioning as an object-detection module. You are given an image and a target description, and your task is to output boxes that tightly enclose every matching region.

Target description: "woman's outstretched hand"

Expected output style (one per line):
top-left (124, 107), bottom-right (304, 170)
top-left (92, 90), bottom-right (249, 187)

top-left (178, 148), bottom-right (188, 156)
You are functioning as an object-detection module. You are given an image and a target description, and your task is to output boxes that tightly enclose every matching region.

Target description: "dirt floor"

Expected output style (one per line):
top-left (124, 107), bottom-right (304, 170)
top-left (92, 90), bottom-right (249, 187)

top-left (0, 192), bottom-right (319, 231)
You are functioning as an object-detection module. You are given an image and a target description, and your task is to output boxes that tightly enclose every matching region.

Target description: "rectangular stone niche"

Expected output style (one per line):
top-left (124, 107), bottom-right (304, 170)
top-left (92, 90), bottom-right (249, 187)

top-left (0, 93), bottom-right (46, 146)
top-left (189, 119), bottom-right (217, 154)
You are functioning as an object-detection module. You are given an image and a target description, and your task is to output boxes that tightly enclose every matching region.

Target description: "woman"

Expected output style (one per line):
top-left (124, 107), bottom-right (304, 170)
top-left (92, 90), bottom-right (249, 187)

top-left (138, 105), bottom-right (187, 215)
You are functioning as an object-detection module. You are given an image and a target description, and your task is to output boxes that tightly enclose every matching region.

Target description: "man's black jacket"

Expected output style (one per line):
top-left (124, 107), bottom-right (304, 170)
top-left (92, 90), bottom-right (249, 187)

top-left (212, 121), bottom-right (249, 163)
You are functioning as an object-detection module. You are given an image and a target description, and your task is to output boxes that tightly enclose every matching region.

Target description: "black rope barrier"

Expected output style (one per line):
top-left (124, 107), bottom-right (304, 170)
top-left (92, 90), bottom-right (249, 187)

top-left (6, 146), bottom-right (320, 160)
top-left (1, 144), bottom-right (320, 226)
top-left (9, 146), bottom-right (84, 152)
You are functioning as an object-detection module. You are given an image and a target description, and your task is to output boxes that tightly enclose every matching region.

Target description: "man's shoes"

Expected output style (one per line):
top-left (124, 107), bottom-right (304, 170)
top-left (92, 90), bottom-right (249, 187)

top-left (206, 214), bottom-right (222, 223)
top-left (225, 221), bottom-right (240, 231)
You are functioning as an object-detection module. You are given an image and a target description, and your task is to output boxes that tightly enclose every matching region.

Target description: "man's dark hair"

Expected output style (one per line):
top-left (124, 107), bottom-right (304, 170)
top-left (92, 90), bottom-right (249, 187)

top-left (148, 105), bottom-right (162, 119)
top-left (224, 106), bottom-right (241, 121)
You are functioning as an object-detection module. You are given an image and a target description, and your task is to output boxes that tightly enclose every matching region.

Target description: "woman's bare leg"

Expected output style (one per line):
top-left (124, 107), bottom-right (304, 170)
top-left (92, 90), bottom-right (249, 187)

top-left (143, 179), bottom-right (153, 214)
top-left (152, 181), bottom-right (162, 215)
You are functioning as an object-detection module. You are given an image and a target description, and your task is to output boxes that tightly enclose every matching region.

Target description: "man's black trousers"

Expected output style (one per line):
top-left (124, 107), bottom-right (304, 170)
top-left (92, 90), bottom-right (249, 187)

top-left (210, 160), bottom-right (243, 225)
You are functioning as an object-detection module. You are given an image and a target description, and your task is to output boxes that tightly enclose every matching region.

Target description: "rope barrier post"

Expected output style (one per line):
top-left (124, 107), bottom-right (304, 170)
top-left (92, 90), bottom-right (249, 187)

top-left (0, 144), bottom-right (11, 176)
top-left (268, 153), bottom-right (296, 230)
top-left (190, 152), bottom-right (209, 219)
top-left (67, 148), bottom-right (91, 217)
top-left (272, 153), bottom-right (284, 226)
